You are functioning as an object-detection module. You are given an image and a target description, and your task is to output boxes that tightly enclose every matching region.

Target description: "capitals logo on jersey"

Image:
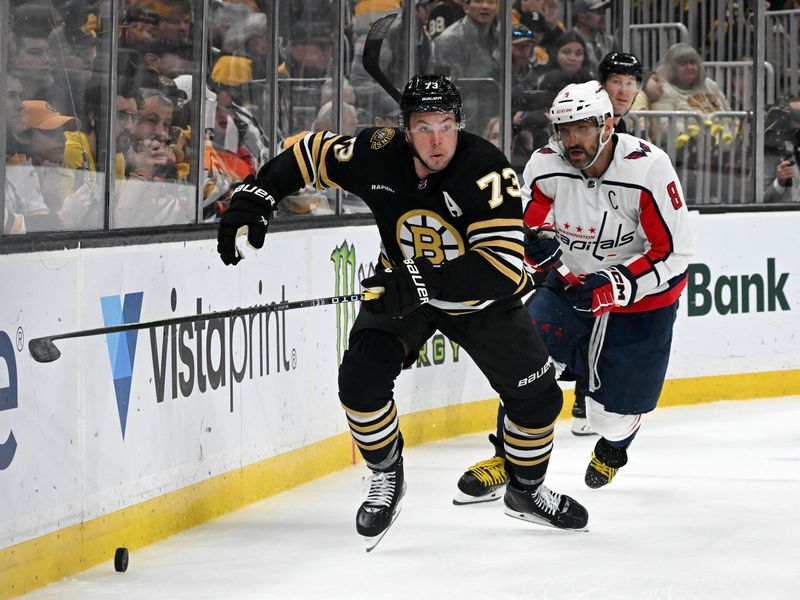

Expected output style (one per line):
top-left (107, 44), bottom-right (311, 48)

top-left (624, 141), bottom-right (652, 160)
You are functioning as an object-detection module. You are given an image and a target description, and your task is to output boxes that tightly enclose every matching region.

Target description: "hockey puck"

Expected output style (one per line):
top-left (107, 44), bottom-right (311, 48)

top-left (114, 547), bottom-right (129, 572)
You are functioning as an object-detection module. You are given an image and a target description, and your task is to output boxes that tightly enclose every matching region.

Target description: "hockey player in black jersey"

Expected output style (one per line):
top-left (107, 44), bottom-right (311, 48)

top-left (217, 75), bottom-right (588, 550)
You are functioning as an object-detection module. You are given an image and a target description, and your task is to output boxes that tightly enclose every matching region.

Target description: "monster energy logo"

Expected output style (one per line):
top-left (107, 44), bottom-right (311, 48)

top-left (331, 241), bottom-right (372, 365)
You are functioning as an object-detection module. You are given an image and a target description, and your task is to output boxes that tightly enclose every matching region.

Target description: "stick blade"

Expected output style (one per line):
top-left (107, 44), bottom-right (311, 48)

top-left (365, 12), bottom-right (398, 41)
top-left (363, 13), bottom-right (401, 102)
top-left (29, 337), bottom-right (62, 363)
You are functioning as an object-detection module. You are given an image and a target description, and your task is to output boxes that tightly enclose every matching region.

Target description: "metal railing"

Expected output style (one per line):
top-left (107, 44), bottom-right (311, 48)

top-left (704, 61), bottom-right (775, 111)
top-left (629, 22), bottom-right (689, 70)
top-left (764, 9), bottom-right (800, 100)
top-left (625, 110), bottom-right (759, 205)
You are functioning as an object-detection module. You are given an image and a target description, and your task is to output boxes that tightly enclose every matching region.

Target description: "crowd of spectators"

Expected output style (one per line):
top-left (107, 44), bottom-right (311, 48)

top-left (4, 0), bottom-right (799, 234)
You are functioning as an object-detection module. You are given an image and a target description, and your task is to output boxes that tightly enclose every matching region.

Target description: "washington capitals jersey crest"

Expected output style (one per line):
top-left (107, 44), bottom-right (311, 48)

top-left (259, 128), bottom-right (530, 314)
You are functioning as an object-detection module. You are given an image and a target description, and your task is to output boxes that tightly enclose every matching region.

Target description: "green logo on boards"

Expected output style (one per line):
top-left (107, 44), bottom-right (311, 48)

top-left (687, 258), bottom-right (791, 316)
top-left (329, 241), bottom-right (460, 367)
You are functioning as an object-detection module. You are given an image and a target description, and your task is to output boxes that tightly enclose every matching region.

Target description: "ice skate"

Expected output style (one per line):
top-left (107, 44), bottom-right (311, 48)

top-left (453, 435), bottom-right (508, 505)
top-left (585, 438), bottom-right (628, 488)
top-left (503, 482), bottom-right (589, 531)
top-left (357, 458), bottom-right (406, 552)
top-left (571, 394), bottom-right (596, 436)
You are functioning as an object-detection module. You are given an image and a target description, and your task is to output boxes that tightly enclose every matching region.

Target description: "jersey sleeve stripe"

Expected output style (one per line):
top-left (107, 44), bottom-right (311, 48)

top-left (523, 183), bottom-right (554, 227)
top-left (638, 189), bottom-right (675, 264)
top-left (473, 248), bottom-right (524, 283)
top-left (292, 142), bottom-right (312, 186)
top-left (467, 217), bottom-right (521, 235)
top-left (318, 134), bottom-right (344, 189)
top-left (470, 238), bottom-right (524, 258)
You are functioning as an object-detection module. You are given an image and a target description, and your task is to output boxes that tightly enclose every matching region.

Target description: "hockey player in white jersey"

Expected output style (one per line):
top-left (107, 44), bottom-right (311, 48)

top-left (455, 81), bottom-right (694, 501)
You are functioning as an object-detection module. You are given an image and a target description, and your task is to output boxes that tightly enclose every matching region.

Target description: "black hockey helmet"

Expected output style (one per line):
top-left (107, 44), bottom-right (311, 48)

top-left (399, 74), bottom-right (463, 130)
top-left (598, 52), bottom-right (644, 84)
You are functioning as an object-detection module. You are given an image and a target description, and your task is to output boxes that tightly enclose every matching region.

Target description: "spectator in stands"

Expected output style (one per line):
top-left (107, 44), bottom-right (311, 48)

top-left (16, 99), bottom-right (99, 230)
top-left (764, 96), bottom-right (800, 203)
top-left (630, 70), bottom-right (664, 140)
top-left (126, 88), bottom-right (179, 182)
top-left (512, 9), bottom-right (550, 65)
top-left (539, 0), bottom-right (565, 49)
top-left (482, 116), bottom-right (502, 148)
top-left (150, 0), bottom-right (192, 43)
top-left (570, 0), bottom-right (615, 72)
top-left (116, 88), bottom-right (192, 227)
top-left (426, 0), bottom-right (466, 39)
top-left (279, 23), bottom-right (334, 79)
top-left (652, 43), bottom-right (733, 147)
top-left (121, 4), bottom-right (160, 46)
top-left (4, 76), bottom-right (50, 233)
top-left (221, 12), bottom-right (269, 80)
top-left (433, 0), bottom-right (500, 78)
top-left (115, 80), bottom-right (142, 179)
top-left (535, 31), bottom-right (594, 92)
top-left (10, 5), bottom-right (54, 100)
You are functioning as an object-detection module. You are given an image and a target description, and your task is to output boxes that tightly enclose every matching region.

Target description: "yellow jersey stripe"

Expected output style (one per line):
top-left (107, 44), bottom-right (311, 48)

top-left (473, 248), bottom-right (523, 283)
top-left (467, 218), bottom-right (522, 235)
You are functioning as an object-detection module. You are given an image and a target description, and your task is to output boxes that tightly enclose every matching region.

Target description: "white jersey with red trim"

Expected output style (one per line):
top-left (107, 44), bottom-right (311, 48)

top-left (521, 133), bottom-right (695, 312)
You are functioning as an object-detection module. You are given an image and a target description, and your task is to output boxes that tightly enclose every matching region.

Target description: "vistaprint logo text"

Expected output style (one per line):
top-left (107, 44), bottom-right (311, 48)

top-left (102, 284), bottom-right (297, 438)
top-left (687, 258), bottom-right (791, 316)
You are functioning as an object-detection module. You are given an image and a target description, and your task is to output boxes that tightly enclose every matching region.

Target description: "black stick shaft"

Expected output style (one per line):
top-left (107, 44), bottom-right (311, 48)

top-left (35, 293), bottom-right (368, 344)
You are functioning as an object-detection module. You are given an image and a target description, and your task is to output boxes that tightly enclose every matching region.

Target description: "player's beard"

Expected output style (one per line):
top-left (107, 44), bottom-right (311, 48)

top-left (565, 143), bottom-right (598, 169)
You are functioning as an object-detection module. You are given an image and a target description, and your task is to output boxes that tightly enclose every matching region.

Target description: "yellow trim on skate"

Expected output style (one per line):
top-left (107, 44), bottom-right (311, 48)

top-left (2, 369), bottom-right (798, 598)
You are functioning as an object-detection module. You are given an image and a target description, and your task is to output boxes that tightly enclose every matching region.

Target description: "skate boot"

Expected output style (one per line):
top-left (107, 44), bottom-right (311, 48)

top-left (585, 438), bottom-right (628, 489)
top-left (453, 435), bottom-right (508, 505)
top-left (503, 482), bottom-right (589, 531)
top-left (356, 458), bottom-right (406, 552)
top-left (571, 394), bottom-right (595, 436)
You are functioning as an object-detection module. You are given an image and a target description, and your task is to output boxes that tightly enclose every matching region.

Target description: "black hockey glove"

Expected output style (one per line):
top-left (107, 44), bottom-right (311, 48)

top-left (361, 258), bottom-right (441, 318)
top-left (523, 226), bottom-right (562, 273)
top-left (217, 175), bottom-right (279, 266)
top-left (563, 265), bottom-right (637, 317)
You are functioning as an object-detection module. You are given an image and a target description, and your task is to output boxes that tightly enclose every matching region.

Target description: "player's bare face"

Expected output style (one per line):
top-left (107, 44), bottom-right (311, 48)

top-left (556, 119), bottom-right (601, 169)
top-left (406, 112), bottom-right (459, 177)
top-left (604, 74), bottom-right (639, 117)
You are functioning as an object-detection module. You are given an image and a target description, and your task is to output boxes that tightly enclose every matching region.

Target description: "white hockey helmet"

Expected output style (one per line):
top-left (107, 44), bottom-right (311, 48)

top-left (549, 81), bottom-right (613, 127)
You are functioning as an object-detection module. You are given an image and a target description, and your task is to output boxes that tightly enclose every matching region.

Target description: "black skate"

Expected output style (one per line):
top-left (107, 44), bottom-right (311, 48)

top-left (356, 458), bottom-right (406, 552)
top-left (503, 482), bottom-right (589, 531)
top-left (585, 438), bottom-right (628, 489)
top-left (453, 435), bottom-right (508, 505)
top-left (571, 394), bottom-right (595, 437)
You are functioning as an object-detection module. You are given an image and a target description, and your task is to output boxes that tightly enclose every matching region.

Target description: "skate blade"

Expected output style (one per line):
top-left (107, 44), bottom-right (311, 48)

top-left (363, 498), bottom-right (404, 553)
top-left (570, 419), bottom-right (597, 437)
top-left (452, 486), bottom-right (505, 505)
top-left (503, 507), bottom-right (589, 532)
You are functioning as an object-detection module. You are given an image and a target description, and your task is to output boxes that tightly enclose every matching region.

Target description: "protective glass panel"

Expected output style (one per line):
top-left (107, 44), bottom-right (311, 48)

top-left (6, 0), bottom-right (111, 233)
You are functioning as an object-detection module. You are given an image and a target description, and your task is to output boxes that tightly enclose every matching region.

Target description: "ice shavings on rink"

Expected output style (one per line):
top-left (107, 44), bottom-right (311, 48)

top-left (20, 396), bottom-right (800, 600)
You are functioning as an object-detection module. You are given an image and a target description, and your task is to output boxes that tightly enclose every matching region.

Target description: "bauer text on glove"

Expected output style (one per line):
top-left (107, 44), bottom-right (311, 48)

top-left (361, 258), bottom-right (441, 317)
top-left (216, 175), bottom-right (279, 265)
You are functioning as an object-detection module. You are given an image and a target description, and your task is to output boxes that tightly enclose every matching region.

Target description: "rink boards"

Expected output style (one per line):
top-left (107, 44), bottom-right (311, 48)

top-left (1, 211), bottom-right (799, 598)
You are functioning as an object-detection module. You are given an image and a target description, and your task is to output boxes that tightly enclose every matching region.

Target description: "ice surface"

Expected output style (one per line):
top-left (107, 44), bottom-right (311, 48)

top-left (20, 397), bottom-right (800, 600)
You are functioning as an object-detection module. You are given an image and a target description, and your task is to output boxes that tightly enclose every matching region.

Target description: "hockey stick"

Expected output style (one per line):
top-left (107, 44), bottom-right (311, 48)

top-left (28, 292), bottom-right (379, 364)
top-left (362, 13), bottom-right (402, 102)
